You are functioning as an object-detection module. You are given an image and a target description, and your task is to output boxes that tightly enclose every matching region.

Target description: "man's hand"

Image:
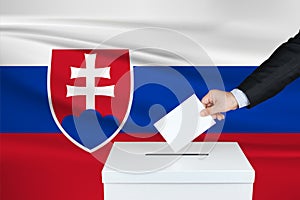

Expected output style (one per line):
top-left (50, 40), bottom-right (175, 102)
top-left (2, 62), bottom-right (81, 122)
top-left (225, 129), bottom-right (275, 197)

top-left (200, 89), bottom-right (238, 120)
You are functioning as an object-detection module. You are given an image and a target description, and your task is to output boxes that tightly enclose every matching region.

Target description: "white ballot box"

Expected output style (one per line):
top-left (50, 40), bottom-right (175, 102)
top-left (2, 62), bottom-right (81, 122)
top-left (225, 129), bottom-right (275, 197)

top-left (102, 142), bottom-right (255, 200)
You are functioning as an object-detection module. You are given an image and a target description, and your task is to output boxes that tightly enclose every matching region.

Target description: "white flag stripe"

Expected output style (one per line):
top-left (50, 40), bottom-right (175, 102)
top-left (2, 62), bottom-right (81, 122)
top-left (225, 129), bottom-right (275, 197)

top-left (1, 0), bottom-right (299, 66)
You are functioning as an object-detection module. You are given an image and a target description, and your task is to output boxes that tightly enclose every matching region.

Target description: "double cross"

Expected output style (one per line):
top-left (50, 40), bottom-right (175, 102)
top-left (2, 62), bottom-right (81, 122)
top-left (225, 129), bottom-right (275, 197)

top-left (66, 53), bottom-right (115, 110)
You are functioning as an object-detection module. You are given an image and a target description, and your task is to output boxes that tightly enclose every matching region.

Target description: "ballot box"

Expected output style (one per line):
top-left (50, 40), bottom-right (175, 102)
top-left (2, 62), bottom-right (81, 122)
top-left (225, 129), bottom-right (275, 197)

top-left (102, 142), bottom-right (255, 200)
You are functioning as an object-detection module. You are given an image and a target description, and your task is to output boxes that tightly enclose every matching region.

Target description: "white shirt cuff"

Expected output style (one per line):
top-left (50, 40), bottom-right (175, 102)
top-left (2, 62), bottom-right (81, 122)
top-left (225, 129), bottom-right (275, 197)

top-left (230, 89), bottom-right (250, 108)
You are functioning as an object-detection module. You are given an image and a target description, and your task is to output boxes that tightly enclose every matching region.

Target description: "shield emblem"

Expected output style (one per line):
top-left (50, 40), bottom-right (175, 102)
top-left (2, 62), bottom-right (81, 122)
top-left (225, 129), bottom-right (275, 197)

top-left (48, 49), bottom-right (133, 152)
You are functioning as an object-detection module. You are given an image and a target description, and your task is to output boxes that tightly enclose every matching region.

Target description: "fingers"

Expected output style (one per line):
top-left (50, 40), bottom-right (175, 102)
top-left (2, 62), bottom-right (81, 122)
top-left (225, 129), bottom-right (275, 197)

top-left (200, 108), bottom-right (209, 117)
top-left (211, 113), bottom-right (225, 120)
top-left (201, 106), bottom-right (219, 116)
top-left (206, 102), bottom-right (213, 107)
top-left (201, 91), bottom-right (212, 105)
top-left (201, 109), bottom-right (225, 120)
top-left (200, 90), bottom-right (226, 120)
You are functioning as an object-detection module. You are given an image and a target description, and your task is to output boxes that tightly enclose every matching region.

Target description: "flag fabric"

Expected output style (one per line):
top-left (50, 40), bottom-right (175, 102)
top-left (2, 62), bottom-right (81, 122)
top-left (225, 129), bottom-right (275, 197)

top-left (1, 1), bottom-right (300, 200)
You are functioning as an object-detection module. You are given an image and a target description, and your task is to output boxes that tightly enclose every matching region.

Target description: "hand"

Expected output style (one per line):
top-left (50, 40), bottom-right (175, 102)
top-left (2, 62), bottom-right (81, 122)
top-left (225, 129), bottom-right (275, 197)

top-left (200, 89), bottom-right (238, 120)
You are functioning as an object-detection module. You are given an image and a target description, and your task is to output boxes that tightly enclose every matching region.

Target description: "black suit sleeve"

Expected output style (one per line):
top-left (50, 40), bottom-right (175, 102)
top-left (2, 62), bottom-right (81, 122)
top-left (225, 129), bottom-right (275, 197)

top-left (238, 30), bottom-right (300, 108)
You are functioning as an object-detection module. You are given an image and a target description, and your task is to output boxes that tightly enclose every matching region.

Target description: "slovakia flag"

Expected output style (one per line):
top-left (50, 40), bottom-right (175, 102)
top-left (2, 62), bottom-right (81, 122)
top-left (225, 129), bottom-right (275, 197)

top-left (1, 2), bottom-right (300, 200)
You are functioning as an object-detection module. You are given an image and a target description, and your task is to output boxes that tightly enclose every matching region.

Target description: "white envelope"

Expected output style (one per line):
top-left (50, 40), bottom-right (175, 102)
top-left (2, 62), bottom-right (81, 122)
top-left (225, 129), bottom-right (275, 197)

top-left (154, 94), bottom-right (216, 152)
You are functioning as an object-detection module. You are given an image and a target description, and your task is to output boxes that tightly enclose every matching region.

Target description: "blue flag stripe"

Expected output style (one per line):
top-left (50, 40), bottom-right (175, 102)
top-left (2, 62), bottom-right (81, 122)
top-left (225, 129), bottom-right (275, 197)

top-left (1, 66), bottom-right (299, 133)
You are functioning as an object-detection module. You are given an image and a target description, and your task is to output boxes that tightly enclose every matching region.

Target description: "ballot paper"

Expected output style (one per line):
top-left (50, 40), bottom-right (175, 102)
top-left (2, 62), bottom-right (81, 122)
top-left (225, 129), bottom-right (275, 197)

top-left (154, 94), bottom-right (216, 152)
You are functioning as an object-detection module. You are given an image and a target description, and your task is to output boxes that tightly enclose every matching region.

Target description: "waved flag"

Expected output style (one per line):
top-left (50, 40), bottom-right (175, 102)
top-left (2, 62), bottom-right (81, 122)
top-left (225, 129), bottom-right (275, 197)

top-left (1, 1), bottom-right (300, 200)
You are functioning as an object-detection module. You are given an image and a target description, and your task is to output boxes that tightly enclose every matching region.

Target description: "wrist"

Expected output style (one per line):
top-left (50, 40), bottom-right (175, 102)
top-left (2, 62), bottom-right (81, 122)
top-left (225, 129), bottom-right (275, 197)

top-left (226, 92), bottom-right (238, 111)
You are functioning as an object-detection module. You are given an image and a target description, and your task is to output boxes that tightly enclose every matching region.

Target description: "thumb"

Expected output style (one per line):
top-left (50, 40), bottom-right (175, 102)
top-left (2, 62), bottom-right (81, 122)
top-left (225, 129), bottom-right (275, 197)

top-left (200, 106), bottom-right (218, 117)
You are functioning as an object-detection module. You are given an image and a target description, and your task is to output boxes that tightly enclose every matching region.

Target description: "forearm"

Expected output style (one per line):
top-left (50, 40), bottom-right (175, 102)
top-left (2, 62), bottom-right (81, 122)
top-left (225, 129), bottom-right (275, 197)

top-left (238, 31), bottom-right (300, 108)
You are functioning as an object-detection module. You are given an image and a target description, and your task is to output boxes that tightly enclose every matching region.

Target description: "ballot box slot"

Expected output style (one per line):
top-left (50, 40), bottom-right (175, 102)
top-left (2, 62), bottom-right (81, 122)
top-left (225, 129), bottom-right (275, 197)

top-left (145, 153), bottom-right (209, 156)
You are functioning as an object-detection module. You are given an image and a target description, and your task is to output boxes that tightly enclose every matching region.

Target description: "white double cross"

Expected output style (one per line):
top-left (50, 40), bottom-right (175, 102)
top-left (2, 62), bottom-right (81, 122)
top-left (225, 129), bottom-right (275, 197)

top-left (66, 53), bottom-right (115, 110)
